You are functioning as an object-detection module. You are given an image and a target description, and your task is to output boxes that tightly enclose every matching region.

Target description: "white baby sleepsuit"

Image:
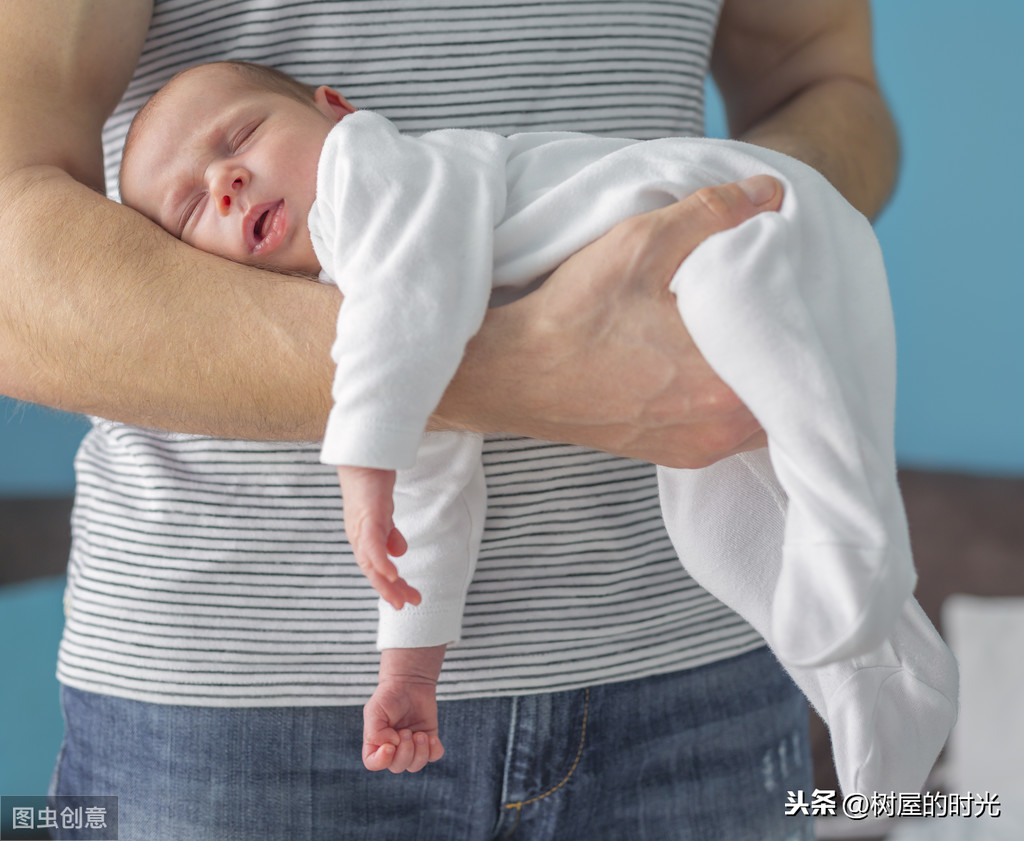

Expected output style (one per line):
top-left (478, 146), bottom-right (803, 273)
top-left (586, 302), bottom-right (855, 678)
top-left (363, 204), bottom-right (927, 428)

top-left (310, 110), bottom-right (957, 795)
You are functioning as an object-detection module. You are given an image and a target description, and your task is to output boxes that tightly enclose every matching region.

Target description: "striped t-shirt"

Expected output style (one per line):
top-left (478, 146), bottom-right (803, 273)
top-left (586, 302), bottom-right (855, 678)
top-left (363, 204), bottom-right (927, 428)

top-left (58, 0), bottom-right (764, 707)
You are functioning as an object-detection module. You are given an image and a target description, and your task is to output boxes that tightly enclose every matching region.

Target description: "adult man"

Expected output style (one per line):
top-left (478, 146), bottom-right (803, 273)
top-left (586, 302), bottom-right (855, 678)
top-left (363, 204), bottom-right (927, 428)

top-left (0, 1), bottom-right (897, 838)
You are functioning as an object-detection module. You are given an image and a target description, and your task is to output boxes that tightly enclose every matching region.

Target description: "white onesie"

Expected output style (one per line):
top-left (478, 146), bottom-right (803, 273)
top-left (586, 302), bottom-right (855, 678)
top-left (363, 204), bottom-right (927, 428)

top-left (312, 107), bottom-right (911, 661)
top-left (310, 110), bottom-right (957, 794)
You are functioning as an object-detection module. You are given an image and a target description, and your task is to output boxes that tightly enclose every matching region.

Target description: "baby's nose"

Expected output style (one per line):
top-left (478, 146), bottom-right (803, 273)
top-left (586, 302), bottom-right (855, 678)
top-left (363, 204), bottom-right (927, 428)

top-left (218, 177), bottom-right (244, 216)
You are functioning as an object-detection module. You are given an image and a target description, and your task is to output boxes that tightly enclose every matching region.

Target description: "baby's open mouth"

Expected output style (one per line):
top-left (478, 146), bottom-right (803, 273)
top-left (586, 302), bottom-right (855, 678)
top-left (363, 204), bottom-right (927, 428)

top-left (247, 200), bottom-right (284, 255)
top-left (254, 209), bottom-right (270, 241)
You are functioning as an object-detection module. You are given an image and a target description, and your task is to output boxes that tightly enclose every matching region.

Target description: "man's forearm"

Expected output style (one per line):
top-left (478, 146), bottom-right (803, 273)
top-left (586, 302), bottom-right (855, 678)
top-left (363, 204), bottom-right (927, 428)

top-left (712, 0), bottom-right (899, 220)
top-left (2, 164), bottom-right (772, 462)
top-left (737, 75), bottom-right (899, 219)
top-left (0, 166), bottom-right (339, 440)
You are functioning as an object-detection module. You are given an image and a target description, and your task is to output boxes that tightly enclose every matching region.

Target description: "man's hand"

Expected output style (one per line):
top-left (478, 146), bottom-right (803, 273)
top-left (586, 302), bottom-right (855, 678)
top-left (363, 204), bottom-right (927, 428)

top-left (440, 175), bottom-right (782, 468)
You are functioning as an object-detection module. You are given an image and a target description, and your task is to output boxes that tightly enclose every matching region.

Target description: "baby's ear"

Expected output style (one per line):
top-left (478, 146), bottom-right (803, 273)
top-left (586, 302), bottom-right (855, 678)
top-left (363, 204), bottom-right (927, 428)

top-left (314, 86), bottom-right (357, 122)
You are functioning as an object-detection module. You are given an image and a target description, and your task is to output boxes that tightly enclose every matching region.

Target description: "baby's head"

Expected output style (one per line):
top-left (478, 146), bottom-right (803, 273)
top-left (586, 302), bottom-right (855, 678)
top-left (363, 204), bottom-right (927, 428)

top-left (120, 61), bottom-right (356, 275)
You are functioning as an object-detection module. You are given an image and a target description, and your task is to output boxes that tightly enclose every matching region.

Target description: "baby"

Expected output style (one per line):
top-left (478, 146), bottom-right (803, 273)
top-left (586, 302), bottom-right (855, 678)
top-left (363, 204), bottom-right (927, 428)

top-left (120, 60), bottom-right (958, 792)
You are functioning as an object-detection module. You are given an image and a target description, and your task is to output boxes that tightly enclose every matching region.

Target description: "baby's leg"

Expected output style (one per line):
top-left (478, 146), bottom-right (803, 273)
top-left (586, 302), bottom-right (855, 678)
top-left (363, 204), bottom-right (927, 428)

top-left (657, 450), bottom-right (958, 795)
top-left (337, 465), bottom-right (421, 609)
top-left (669, 176), bottom-right (915, 667)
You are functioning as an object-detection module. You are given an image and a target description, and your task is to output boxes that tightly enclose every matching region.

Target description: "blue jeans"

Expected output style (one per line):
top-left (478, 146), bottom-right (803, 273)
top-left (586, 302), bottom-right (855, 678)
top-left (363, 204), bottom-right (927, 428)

top-left (51, 648), bottom-right (813, 840)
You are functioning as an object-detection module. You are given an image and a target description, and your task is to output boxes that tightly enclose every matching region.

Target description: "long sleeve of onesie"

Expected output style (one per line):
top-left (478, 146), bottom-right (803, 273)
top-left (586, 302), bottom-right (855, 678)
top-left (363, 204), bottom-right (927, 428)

top-left (312, 111), bottom-right (508, 470)
top-left (377, 430), bottom-right (486, 649)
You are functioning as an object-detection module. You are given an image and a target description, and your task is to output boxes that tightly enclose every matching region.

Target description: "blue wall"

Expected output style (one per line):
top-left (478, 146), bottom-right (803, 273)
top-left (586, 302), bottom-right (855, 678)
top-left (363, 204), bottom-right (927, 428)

top-left (1, 1), bottom-right (1023, 496)
top-left (874, 2), bottom-right (1024, 475)
top-left (0, 401), bottom-right (88, 496)
top-left (0, 576), bottom-right (66, 793)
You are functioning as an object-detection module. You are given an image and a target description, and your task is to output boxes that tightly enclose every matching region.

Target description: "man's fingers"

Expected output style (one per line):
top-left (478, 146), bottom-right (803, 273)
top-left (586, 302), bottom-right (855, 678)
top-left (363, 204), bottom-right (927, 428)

top-left (680, 175), bottom-right (782, 239)
top-left (729, 174), bottom-right (783, 212)
top-left (724, 429), bottom-right (769, 461)
top-left (640, 175), bottom-right (784, 279)
top-left (695, 174), bottom-right (783, 221)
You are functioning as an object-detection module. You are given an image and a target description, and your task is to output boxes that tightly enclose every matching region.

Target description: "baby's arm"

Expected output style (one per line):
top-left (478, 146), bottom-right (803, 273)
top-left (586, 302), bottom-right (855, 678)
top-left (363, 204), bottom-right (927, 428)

top-left (315, 112), bottom-right (504, 476)
top-left (363, 644), bottom-right (447, 773)
top-left (337, 465), bottom-right (420, 610)
top-left (375, 432), bottom-right (485, 649)
top-left (360, 432), bottom-right (485, 772)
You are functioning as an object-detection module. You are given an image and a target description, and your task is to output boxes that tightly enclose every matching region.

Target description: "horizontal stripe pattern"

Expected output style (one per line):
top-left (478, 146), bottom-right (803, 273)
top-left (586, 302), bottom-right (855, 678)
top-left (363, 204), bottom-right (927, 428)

top-left (60, 0), bottom-right (764, 707)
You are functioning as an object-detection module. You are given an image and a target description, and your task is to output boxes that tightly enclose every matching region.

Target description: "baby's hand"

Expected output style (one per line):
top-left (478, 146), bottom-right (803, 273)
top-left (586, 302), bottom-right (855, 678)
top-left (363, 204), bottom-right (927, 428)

top-left (337, 465), bottom-right (420, 609)
top-left (363, 646), bottom-right (447, 773)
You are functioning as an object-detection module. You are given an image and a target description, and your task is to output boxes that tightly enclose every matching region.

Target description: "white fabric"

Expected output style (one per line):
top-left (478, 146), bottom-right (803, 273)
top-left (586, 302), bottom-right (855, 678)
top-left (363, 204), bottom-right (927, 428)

top-left (310, 111), bottom-right (958, 793)
top-left (660, 448), bottom-right (958, 796)
top-left (666, 140), bottom-right (916, 667)
top-left (314, 117), bottom-right (508, 469)
top-left (863, 597), bottom-right (1023, 840)
top-left (382, 431), bottom-right (486, 647)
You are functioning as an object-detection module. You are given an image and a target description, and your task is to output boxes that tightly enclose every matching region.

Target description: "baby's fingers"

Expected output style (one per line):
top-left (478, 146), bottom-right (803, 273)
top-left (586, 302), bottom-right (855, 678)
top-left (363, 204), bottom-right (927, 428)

top-left (386, 526), bottom-right (408, 558)
top-left (361, 562), bottom-right (419, 610)
top-left (385, 730), bottom-right (422, 774)
top-left (427, 733), bottom-right (445, 764)
top-left (363, 741), bottom-right (398, 772)
top-left (362, 721), bottom-right (400, 772)
top-left (346, 519), bottom-right (409, 605)
top-left (362, 527), bottom-right (418, 607)
top-left (354, 535), bottom-right (399, 585)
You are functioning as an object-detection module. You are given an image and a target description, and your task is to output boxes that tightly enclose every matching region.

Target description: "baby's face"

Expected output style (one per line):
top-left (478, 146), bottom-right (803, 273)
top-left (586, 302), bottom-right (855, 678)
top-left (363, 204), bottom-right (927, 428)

top-left (121, 65), bottom-right (353, 275)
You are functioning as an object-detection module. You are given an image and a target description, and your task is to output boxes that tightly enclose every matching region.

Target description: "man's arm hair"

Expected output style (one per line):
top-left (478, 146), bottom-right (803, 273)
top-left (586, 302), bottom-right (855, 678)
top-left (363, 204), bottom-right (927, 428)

top-left (0, 0), bottom-right (341, 439)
